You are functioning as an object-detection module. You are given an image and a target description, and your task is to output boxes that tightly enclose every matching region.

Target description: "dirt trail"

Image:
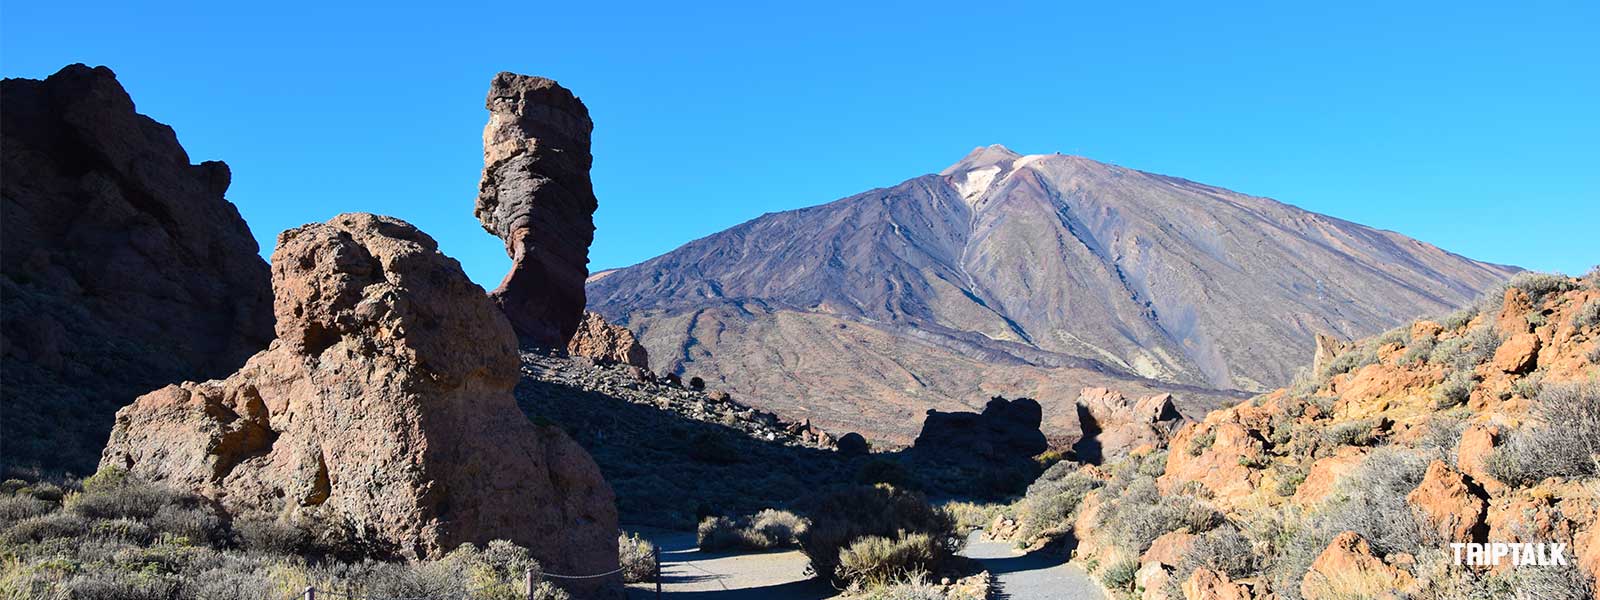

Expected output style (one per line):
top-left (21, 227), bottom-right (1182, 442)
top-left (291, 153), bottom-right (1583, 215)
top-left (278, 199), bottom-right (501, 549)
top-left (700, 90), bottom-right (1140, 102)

top-left (623, 530), bottom-right (1104, 600)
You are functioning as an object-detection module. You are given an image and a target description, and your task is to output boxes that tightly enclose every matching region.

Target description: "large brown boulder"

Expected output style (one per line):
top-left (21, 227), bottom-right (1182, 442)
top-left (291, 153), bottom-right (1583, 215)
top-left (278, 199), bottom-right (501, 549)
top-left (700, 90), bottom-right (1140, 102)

top-left (910, 397), bottom-right (1049, 463)
top-left (475, 72), bottom-right (597, 348)
top-left (1071, 387), bottom-right (1187, 464)
top-left (568, 311), bottom-right (649, 368)
top-left (0, 64), bottom-right (273, 473)
top-left (1301, 531), bottom-right (1414, 600)
top-left (101, 214), bottom-right (618, 594)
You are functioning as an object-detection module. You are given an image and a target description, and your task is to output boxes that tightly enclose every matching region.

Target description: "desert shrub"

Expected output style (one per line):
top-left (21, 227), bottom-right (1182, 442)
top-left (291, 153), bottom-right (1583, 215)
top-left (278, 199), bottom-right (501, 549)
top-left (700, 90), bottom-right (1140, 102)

top-left (1322, 420), bottom-right (1377, 447)
top-left (1508, 271), bottom-right (1576, 304)
top-left (3, 511), bottom-right (88, 544)
top-left (1399, 334), bottom-right (1436, 365)
top-left (1320, 344), bottom-right (1379, 379)
top-left (1307, 395), bottom-right (1337, 417)
top-left (1103, 477), bottom-right (1222, 555)
top-left (1136, 450), bottom-right (1169, 477)
top-left (1485, 381), bottom-right (1600, 486)
top-left (234, 517), bottom-right (313, 554)
top-left (836, 533), bottom-right (942, 588)
top-left (1439, 307), bottom-right (1477, 331)
top-left (1418, 413), bottom-right (1469, 462)
top-left (0, 494), bottom-right (55, 524)
top-left (1268, 448), bottom-right (1430, 599)
top-left (1098, 556), bottom-right (1139, 590)
top-left (1375, 326), bottom-right (1409, 348)
top-left (855, 458), bottom-right (913, 488)
top-left (1015, 471), bottom-right (1102, 540)
top-left (697, 509), bottom-right (809, 551)
top-left (1572, 299), bottom-right (1600, 329)
top-left (697, 516), bottom-right (751, 551)
top-left (60, 570), bottom-right (181, 600)
top-left (1432, 370), bottom-right (1478, 409)
top-left (618, 532), bottom-right (656, 583)
top-left (940, 501), bottom-right (1001, 533)
top-left (849, 573), bottom-right (964, 600)
top-left (1272, 464), bottom-right (1308, 496)
top-left (1187, 430), bottom-right (1217, 456)
top-left (1175, 525), bottom-right (1258, 583)
top-left (750, 509), bottom-right (808, 545)
top-left (798, 484), bottom-right (957, 583)
top-left (1508, 371), bottom-right (1543, 400)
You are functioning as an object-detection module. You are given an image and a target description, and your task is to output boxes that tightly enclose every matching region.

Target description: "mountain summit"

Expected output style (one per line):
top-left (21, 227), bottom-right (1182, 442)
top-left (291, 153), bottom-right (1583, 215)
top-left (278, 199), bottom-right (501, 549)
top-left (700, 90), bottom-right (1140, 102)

top-left (587, 146), bottom-right (1519, 442)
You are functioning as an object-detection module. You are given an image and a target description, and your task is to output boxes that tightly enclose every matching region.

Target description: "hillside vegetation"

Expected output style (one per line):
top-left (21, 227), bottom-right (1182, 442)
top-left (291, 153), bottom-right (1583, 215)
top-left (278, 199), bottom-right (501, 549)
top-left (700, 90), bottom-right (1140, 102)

top-left (1002, 270), bottom-right (1600, 599)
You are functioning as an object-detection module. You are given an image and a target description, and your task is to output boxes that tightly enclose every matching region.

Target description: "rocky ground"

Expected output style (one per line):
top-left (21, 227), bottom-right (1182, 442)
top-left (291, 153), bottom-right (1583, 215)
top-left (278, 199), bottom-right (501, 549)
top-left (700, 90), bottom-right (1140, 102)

top-left (516, 352), bottom-right (858, 528)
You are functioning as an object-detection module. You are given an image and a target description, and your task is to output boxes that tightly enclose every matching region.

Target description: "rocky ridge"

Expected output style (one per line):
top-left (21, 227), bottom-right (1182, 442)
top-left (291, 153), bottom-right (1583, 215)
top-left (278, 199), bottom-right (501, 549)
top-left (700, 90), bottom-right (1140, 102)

top-left (0, 64), bottom-right (275, 473)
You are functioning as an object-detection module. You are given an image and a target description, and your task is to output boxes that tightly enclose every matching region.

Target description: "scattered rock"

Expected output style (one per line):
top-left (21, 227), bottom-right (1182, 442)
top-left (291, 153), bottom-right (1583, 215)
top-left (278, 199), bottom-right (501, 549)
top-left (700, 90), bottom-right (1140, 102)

top-left (1455, 423), bottom-right (1504, 492)
top-left (836, 432), bottom-right (870, 457)
top-left (1301, 531), bottom-right (1413, 600)
top-left (0, 64), bottom-right (274, 472)
top-left (101, 214), bottom-right (618, 595)
top-left (1405, 460), bottom-right (1486, 542)
top-left (475, 72), bottom-right (597, 348)
top-left (567, 311), bottom-right (649, 368)
top-left (1293, 447), bottom-right (1367, 506)
top-left (1136, 562), bottom-right (1173, 600)
top-left (1491, 333), bottom-right (1541, 374)
top-left (1496, 288), bottom-right (1534, 335)
top-left (1140, 530), bottom-right (1196, 567)
top-left (1182, 567), bottom-right (1250, 600)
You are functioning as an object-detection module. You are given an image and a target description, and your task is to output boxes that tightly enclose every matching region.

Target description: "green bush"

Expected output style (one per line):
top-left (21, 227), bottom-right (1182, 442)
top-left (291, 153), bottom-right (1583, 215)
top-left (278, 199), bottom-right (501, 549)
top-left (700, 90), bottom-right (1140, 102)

top-left (1176, 525), bottom-right (1258, 582)
top-left (696, 509), bottom-right (809, 551)
top-left (1507, 272), bottom-right (1576, 304)
top-left (798, 484), bottom-right (957, 584)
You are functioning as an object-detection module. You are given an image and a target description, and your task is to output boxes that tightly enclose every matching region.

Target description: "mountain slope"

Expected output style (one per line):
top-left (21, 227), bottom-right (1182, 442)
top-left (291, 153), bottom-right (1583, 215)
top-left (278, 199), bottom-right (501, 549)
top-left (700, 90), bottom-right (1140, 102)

top-left (587, 145), bottom-right (1519, 443)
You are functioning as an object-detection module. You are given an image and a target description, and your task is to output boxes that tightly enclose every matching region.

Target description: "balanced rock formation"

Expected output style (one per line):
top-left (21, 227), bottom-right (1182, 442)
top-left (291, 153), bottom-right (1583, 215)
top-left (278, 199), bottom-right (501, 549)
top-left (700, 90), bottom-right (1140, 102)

top-left (475, 72), bottom-right (597, 348)
top-left (568, 311), bottom-right (649, 368)
top-left (910, 397), bottom-right (1049, 465)
top-left (101, 214), bottom-right (618, 591)
top-left (1, 64), bottom-right (274, 473)
top-left (1070, 387), bottom-right (1188, 464)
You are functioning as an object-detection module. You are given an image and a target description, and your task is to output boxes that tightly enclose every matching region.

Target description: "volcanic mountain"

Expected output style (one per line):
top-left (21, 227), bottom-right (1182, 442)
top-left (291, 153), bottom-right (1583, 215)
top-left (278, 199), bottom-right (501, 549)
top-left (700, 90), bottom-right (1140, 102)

top-left (587, 145), bottom-right (1519, 443)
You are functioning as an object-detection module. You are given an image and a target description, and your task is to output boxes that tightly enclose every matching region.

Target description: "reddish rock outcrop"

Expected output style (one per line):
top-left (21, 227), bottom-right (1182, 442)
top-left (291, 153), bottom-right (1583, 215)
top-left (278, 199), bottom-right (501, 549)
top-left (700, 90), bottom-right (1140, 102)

top-left (475, 72), bottom-right (598, 348)
top-left (1405, 460), bottom-right (1486, 542)
top-left (101, 214), bottom-right (618, 594)
top-left (568, 311), bottom-right (650, 368)
top-left (1301, 531), bottom-right (1414, 600)
top-left (1071, 387), bottom-right (1188, 464)
top-left (0, 64), bottom-right (274, 472)
top-left (1182, 567), bottom-right (1251, 600)
top-left (1491, 333), bottom-right (1541, 374)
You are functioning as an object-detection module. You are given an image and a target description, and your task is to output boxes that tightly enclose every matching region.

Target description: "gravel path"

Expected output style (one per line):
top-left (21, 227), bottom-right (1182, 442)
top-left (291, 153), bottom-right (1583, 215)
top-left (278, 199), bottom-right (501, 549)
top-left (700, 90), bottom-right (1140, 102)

top-left (623, 530), bottom-right (1103, 600)
top-left (624, 531), bottom-right (835, 599)
top-left (960, 532), bottom-right (1106, 600)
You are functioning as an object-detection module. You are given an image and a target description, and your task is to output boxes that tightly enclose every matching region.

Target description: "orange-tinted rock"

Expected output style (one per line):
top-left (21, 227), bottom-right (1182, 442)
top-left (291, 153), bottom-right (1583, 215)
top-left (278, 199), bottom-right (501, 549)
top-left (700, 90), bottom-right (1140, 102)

top-left (1293, 447), bottom-right (1367, 506)
top-left (1491, 333), bottom-right (1541, 374)
top-left (1410, 320), bottom-right (1443, 340)
top-left (1141, 530), bottom-right (1196, 567)
top-left (567, 311), bottom-right (649, 368)
top-left (1313, 333), bottom-right (1350, 376)
top-left (1455, 423), bottom-right (1503, 491)
top-left (1405, 460), bottom-right (1486, 542)
top-left (1496, 288), bottom-right (1534, 335)
top-left (1160, 420), bottom-right (1262, 507)
top-left (1182, 567), bottom-right (1250, 600)
top-left (1136, 562), bottom-right (1173, 600)
top-left (102, 214), bottom-right (619, 595)
top-left (476, 73), bottom-right (597, 348)
top-left (1301, 531), bottom-right (1413, 600)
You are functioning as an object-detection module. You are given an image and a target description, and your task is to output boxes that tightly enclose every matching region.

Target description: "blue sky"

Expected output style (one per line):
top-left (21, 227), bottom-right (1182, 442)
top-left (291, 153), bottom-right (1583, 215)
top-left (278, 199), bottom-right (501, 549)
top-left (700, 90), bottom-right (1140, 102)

top-left (4, 1), bottom-right (1596, 286)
